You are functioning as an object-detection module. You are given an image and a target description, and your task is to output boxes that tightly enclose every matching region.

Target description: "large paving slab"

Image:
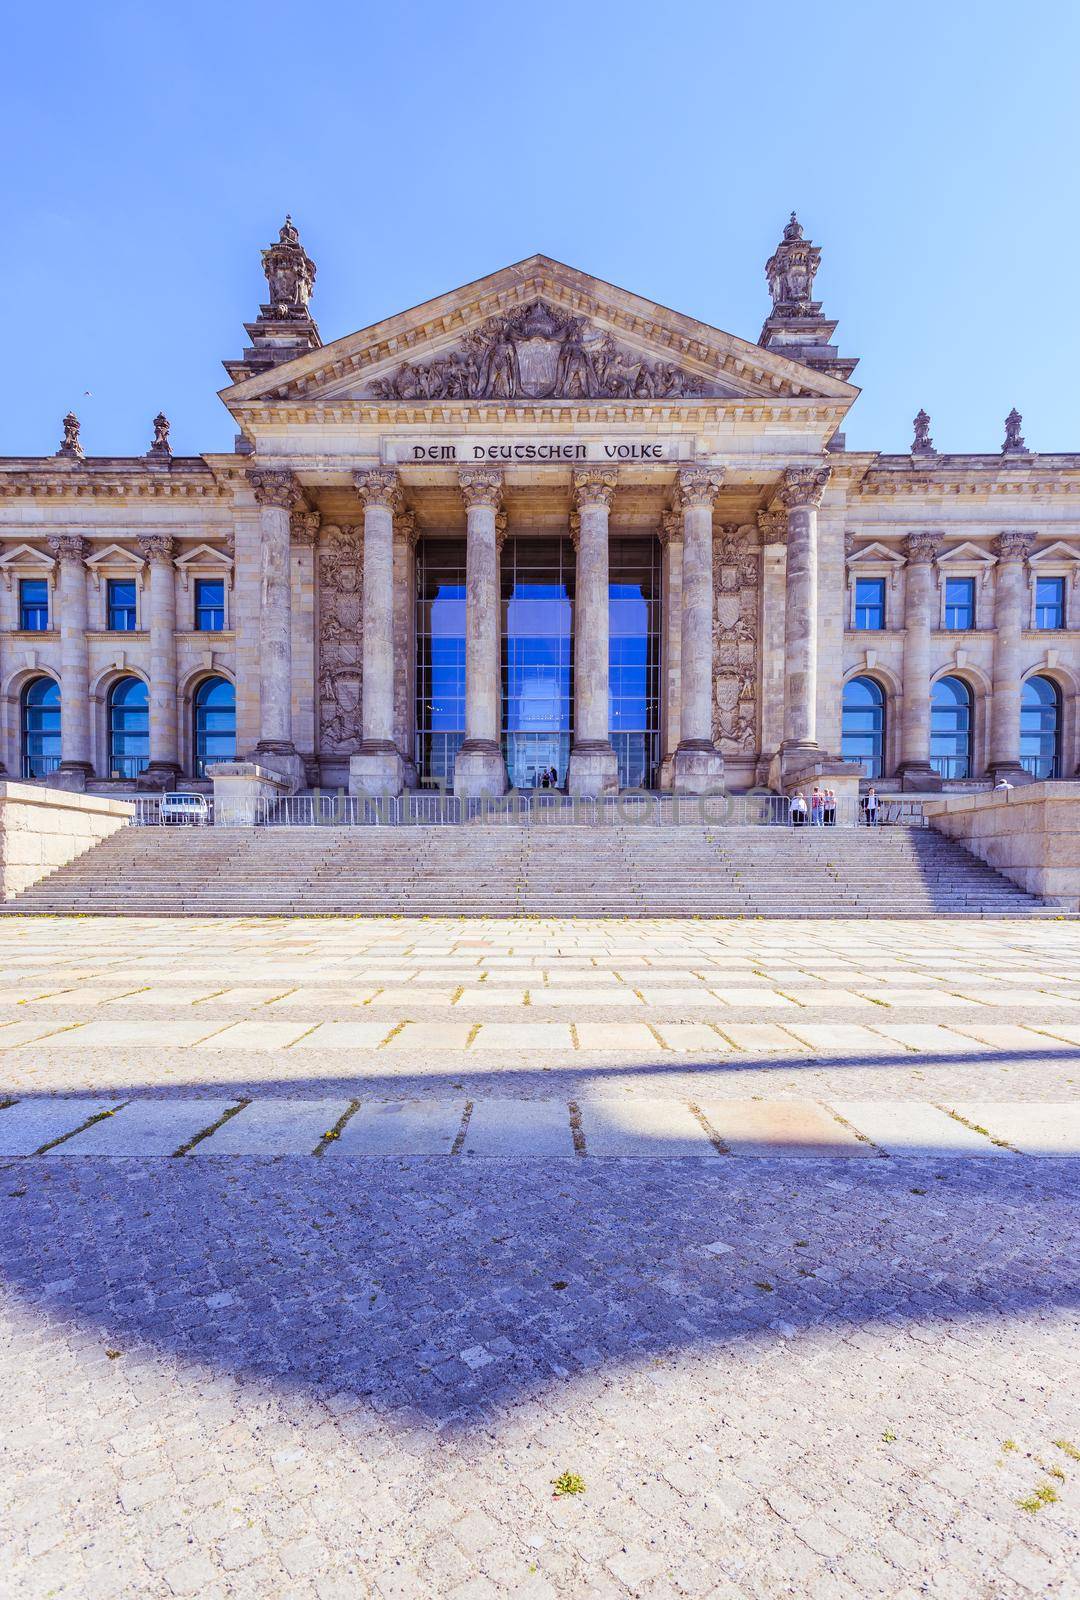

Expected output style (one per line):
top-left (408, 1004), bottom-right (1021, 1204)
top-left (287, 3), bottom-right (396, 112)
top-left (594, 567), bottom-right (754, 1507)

top-left (946, 1101), bottom-right (1080, 1156)
top-left (192, 1098), bottom-right (351, 1155)
top-left (830, 1100), bottom-right (1012, 1157)
top-left (0, 1098), bottom-right (122, 1156)
top-left (334, 1099), bottom-right (464, 1156)
top-left (57, 1099), bottom-right (237, 1156)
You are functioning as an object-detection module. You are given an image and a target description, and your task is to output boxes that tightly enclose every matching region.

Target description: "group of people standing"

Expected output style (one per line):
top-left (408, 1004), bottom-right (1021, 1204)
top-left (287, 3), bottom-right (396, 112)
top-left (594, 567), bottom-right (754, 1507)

top-left (790, 785), bottom-right (882, 825)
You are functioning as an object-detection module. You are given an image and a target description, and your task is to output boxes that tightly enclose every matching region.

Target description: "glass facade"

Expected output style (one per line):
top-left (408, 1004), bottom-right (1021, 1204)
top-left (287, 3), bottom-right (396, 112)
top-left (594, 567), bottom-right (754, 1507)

top-left (194, 676), bottom-right (236, 776)
top-left (853, 577), bottom-right (885, 631)
top-left (107, 578), bottom-right (138, 631)
top-left (1020, 675), bottom-right (1061, 778)
top-left (930, 675), bottom-right (973, 779)
top-left (1035, 576), bottom-right (1065, 630)
top-left (502, 537), bottom-right (574, 789)
top-left (944, 576), bottom-right (975, 630)
top-left (415, 539), bottom-right (467, 787)
top-left (195, 578), bottom-right (226, 631)
top-left (841, 675), bottom-right (885, 778)
top-left (21, 677), bottom-right (61, 778)
top-left (608, 536), bottom-right (660, 788)
top-left (108, 676), bottom-right (150, 779)
top-left (19, 578), bottom-right (49, 632)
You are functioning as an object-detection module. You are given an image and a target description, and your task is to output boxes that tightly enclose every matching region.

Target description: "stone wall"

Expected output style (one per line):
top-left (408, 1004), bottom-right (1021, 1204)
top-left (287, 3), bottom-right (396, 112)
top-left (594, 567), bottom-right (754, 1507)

top-left (922, 781), bottom-right (1080, 910)
top-left (0, 782), bottom-right (134, 900)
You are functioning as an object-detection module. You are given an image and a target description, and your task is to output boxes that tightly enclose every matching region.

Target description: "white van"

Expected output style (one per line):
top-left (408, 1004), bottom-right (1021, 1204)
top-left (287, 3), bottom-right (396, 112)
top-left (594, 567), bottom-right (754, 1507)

top-left (159, 792), bottom-right (210, 826)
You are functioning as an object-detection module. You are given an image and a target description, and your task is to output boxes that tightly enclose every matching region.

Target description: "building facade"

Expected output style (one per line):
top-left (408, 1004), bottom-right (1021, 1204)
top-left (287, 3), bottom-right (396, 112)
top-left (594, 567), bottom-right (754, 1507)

top-left (2, 217), bottom-right (1077, 797)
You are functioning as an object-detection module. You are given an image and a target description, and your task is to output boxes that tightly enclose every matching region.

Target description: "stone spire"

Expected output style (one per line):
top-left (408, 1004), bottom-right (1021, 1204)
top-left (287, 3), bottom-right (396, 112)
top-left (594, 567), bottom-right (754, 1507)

top-left (223, 214), bottom-right (323, 384)
top-left (758, 213), bottom-right (857, 382)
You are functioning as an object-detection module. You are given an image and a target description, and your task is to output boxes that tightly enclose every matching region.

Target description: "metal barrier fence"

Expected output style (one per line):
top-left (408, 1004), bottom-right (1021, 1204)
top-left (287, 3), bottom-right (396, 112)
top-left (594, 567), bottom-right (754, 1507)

top-left (131, 790), bottom-right (927, 829)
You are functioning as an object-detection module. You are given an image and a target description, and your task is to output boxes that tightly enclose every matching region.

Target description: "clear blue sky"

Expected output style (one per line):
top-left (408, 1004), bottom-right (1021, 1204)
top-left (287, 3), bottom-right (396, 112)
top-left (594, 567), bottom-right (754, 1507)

top-left (5, 0), bottom-right (1078, 458)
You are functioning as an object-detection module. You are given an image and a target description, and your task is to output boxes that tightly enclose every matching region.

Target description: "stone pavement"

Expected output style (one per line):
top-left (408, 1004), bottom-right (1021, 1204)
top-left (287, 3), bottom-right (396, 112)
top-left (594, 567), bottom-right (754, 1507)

top-left (1, 917), bottom-right (1078, 1598)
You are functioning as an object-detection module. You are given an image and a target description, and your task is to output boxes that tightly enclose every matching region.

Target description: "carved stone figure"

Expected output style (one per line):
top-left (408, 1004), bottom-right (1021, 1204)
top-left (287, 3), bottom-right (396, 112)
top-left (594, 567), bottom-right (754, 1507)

top-left (318, 525), bottom-right (365, 755)
top-left (1002, 408), bottom-right (1027, 454)
top-left (911, 409), bottom-right (934, 454)
top-left (57, 412), bottom-right (83, 460)
top-left (764, 213), bottom-right (821, 317)
top-left (368, 300), bottom-right (705, 401)
top-left (712, 525), bottom-right (761, 753)
top-left (148, 412), bottom-right (171, 459)
top-left (261, 215), bottom-right (316, 320)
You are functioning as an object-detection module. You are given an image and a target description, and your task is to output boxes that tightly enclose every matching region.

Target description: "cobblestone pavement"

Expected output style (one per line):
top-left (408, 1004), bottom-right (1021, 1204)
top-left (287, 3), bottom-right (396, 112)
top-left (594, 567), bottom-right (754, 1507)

top-left (1, 918), bottom-right (1078, 1598)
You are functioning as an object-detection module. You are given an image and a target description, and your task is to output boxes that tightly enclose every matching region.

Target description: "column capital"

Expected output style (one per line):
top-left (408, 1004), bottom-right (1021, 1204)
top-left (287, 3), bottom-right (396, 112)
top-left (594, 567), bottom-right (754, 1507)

top-left (779, 465), bottom-right (831, 509)
top-left (572, 466), bottom-right (617, 510)
top-left (47, 535), bottom-right (89, 564)
top-left (676, 466), bottom-right (724, 509)
top-left (996, 529), bottom-right (1035, 563)
top-left (658, 510), bottom-right (682, 548)
top-left (394, 508), bottom-right (419, 549)
top-left (756, 509), bottom-right (787, 545)
top-left (458, 467), bottom-right (504, 510)
top-left (136, 534), bottom-right (176, 565)
top-left (495, 510), bottom-right (509, 553)
top-left (354, 468), bottom-right (402, 511)
top-left (247, 467), bottom-right (304, 510)
top-left (290, 510), bottom-right (322, 546)
top-left (904, 531), bottom-right (941, 565)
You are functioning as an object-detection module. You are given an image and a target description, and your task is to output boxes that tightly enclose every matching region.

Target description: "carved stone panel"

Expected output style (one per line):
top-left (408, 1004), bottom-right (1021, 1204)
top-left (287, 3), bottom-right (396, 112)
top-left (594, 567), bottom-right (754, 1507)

top-left (318, 525), bottom-right (364, 756)
top-left (712, 526), bottom-right (760, 755)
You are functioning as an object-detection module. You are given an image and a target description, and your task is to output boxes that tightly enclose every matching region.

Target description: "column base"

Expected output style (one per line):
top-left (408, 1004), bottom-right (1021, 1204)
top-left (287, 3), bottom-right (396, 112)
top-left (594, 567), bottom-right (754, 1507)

top-left (896, 760), bottom-right (944, 794)
top-left (253, 742), bottom-right (305, 794)
top-left (50, 761), bottom-right (94, 793)
top-left (349, 742), bottom-right (405, 798)
top-left (672, 740), bottom-right (725, 794)
top-left (453, 739), bottom-right (508, 800)
top-left (657, 753), bottom-right (676, 791)
top-left (138, 761), bottom-right (183, 791)
top-left (567, 741), bottom-right (619, 797)
top-left (989, 760), bottom-right (1034, 786)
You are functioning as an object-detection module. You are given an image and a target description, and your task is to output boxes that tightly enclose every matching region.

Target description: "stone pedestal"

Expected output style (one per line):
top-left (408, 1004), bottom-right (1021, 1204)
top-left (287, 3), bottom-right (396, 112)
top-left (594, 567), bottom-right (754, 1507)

top-left (567, 469), bottom-right (619, 797)
top-left (455, 469), bottom-right (508, 799)
top-left (248, 746), bottom-right (305, 793)
top-left (349, 745), bottom-right (405, 798)
top-left (672, 469), bottom-right (725, 793)
top-left (207, 760), bottom-right (290, 826)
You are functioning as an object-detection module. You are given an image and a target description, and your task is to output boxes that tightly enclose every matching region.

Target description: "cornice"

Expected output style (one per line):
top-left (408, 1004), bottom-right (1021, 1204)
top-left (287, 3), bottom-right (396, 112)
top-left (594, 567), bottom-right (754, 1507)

top-left (227, 398), bottom-right (850, 429)
top-left (0, 457), bottom-right (231, 500)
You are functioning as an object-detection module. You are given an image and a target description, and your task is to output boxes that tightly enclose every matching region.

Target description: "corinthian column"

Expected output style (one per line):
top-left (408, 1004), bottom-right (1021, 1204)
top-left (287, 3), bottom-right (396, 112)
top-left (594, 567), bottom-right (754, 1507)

top-left (898, 532), bottom-right (940, 789)
top-left (46, 536), bottom-right (92, 788)
top-left (350, 470), bottom-right (405, 797)
top-left (136, 535), bottom-right (180, 784)
top-left (247, 467), bottom-right (304, 789)
top-left (568, 468), bottom-right (619, 796)
top-left (991, 530), bottom-right (1035, 781)
top-left (658, 510), bottom-right (683, 788)
top-left (673, 467), bottom-right (725, 792)
top-left (454, 468), bottom-right (507, 798)
top-left (779, 465), bottom-right (830, 761)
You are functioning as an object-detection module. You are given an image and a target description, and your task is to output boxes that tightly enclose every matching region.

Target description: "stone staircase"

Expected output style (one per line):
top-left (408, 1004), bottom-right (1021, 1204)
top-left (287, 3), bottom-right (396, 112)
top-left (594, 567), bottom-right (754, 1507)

top-left (0, 823), bottom-right (1063, 917)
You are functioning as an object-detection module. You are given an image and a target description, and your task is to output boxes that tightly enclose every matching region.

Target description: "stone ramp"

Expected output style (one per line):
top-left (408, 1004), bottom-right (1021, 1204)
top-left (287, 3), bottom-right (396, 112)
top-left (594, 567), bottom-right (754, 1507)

top-left (0, 823), bottom-right (1060, 916)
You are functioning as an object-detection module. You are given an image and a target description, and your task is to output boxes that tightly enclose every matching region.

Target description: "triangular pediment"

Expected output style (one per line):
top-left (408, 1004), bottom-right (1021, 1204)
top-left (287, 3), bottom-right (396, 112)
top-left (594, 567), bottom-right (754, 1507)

top-left (0, 543), bottom-right (55, 573)
top-left (85, 543), bottom-right (145, 571)
top-left (847, 541), bottom-right (907, 567)
top-left (938, 541), bottom-right (998, 567)
top-left (1030, 540), bottom-right (1080, 565)
top-left (220, 255), bottom-right (858, 412)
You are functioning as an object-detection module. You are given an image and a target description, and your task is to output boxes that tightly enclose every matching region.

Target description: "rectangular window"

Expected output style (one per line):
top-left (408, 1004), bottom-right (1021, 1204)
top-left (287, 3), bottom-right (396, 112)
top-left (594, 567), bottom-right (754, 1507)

top-left (107, 578), bottom-right (137, 631)
top-left (853, 577), bottom-right (885, 631)
top-left (18, 578), bottom-right (49, 632)
top-left (1035, 576), bottom-right (1066, 630)
top-left (944, 576), bottom-right (975, 631)
top-left (194, 578), bottom-right (225, 631)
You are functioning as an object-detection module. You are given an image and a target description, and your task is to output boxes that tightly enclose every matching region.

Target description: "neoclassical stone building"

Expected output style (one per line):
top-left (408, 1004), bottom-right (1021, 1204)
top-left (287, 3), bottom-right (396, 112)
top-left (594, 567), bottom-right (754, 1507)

top-left (1, 215), bottom-right (1077, 796)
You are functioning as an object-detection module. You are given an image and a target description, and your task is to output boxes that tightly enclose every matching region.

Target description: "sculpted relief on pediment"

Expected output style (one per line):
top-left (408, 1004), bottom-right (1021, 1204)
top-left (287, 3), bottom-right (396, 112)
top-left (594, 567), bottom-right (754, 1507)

top-left (367, 300), bottom-right (717, 402)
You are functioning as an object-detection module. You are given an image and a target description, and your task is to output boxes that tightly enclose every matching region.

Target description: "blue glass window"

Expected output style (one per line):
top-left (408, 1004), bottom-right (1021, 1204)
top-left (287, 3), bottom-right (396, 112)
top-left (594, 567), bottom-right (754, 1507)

top-left (108, 676), bottom-right (149, 779)
top-left (415, 539), bottom-right (467, 787)
top-left (107, 578), bottom-right (137, 631)
top-left (1035, 576), bottom-right (1065, 630)
top-left (608, 537), bottom-right (660, 789)
top-left (853, 577), bottom-right (885, 631)
top-left (194, 676), bottom-right (236, 777)
top-left (944, 576), bottom-right (975, 631)
top-left (1020, 676), bottom-right (1061, 779)
top-left (19, 578), bottom-right (49, 632)
top-left (930, 676), bottom-right (973, 779)
top-left (195, 578), bottom-right (225, 631)
top-left (502, 538), bottom-right (574, 789)
top-left (841, 676), bottom-right (886, 779)
top-left (21, 677), bottom-right (61, 778)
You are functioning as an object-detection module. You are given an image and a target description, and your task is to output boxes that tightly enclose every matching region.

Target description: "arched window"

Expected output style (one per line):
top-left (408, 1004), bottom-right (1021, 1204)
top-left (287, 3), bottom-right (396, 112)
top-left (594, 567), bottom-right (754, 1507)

top-left (108, 676), bottom-right (149, 780)
top-left (841, 676), bottom-right (886, 779)
top-left (1020, 676), bottom-right (1061, 779)
top-left (930, 676), bottom-right (973, 779)
top-left (21, 677), bottom-right (61, 779)
top-left (193, 676), bottom-right (236, 777)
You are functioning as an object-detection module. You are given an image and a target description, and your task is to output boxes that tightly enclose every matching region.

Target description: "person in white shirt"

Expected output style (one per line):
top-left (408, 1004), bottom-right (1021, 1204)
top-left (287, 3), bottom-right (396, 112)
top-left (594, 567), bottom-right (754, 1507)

top-left (790, 790), bottom-right (808, 827)
top-left (865, 785), bottom-right (879, 826)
